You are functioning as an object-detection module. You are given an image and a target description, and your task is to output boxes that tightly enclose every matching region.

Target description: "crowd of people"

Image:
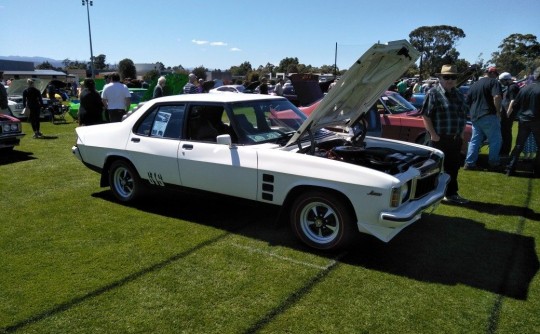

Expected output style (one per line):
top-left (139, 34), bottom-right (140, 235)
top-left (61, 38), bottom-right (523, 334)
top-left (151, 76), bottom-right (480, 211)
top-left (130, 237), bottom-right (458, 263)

top-left (5, 64), bottom-right (538, 190)
top-left (421, 64), bottom-right (540, 205)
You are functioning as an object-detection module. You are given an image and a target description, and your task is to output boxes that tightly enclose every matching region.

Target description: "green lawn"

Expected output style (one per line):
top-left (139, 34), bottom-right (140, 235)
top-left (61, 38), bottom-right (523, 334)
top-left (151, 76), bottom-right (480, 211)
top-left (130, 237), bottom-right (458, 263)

top-left (1, 120), bottom-right (539, 334)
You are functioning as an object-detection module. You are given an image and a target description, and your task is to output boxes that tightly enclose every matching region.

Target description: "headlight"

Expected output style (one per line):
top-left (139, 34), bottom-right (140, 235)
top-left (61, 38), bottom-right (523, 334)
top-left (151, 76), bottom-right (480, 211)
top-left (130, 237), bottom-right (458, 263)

top-left (391, 183), bottom-right (410, 207)
top-left (1, 123), bottom-right (20, 133)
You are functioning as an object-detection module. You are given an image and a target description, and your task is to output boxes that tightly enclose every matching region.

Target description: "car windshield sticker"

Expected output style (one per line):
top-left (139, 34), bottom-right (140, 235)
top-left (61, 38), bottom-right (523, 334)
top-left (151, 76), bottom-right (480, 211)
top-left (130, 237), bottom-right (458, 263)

top-left (151, 111), bottom-right (171, 137)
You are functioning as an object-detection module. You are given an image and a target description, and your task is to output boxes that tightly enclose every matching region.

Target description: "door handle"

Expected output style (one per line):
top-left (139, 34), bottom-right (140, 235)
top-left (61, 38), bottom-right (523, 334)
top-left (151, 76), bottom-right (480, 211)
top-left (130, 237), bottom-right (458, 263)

top-left (131, 137), bottom-right (140, 143)
top-left (182, 144), bottom-right (193, 150)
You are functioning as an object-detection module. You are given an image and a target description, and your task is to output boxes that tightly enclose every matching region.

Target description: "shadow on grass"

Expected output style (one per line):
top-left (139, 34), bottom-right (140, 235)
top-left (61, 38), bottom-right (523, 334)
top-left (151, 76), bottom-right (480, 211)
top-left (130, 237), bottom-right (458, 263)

top-left (346, 215), bottom-right (539, 301)
top-left (4, 190), bottom-right (537, 332)
top-left (0, 150), bottom-right (35, 165)
top-left (465, 200), bottom-right (540, 221)
top-left (36, 135), bottom-right (59, 140)
top-left (94, 189), bottom-right (539, 301)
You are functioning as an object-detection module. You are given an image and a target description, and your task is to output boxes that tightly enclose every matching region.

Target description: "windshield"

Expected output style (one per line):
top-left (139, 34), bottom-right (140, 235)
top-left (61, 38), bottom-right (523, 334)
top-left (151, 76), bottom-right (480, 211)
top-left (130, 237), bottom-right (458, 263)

top-left (229, 99), bottom-right (307, 144)
top-left (130, 90), bottom-right (146, 104)
top-left (380, 92), bottom-right (417, 114)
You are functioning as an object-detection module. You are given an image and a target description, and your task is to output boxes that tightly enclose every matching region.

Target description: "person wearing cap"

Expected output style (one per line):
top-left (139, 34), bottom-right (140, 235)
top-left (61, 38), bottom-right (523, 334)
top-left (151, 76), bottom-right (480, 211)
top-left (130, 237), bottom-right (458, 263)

top-left (498, 72), bottom-right (520, 157)
top-left (464, 66), bottom-right (503, 170)
top-left (506, 66), bottom-right (540, 177)
top-left (421, 64), bottom-right (469, 204)
top-left (183, 73), bottom-right (199, 94)
top-left (22, 79), bottom-right (44, 138)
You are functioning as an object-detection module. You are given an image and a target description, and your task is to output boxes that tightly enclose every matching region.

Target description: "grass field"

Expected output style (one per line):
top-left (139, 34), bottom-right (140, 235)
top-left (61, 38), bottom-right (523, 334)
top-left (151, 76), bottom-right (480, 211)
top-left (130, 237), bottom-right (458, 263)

top-left (1, 119), bottom-right (539, 334)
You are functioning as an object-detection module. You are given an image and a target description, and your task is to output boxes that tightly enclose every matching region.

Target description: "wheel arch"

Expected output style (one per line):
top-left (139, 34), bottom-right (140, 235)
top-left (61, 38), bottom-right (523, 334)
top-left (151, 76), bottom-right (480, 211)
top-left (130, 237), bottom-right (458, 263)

top-left (279, 185), bottom-right (356, 225)
top-left (100, 155), bottom-right (140, 187)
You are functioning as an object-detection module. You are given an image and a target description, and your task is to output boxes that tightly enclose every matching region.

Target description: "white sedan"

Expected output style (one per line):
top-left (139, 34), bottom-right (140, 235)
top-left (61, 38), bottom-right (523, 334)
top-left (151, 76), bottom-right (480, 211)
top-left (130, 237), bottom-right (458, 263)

top-left (72, 40), bottom-right (448, 250)
top-left (209, 85), bottom-right (246, 94)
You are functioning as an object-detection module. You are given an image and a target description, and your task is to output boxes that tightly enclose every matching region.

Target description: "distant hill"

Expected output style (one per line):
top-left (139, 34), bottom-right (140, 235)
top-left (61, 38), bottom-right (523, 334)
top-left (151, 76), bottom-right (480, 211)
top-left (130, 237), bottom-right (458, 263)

top-left (0, 56), bottom-right (64, 68)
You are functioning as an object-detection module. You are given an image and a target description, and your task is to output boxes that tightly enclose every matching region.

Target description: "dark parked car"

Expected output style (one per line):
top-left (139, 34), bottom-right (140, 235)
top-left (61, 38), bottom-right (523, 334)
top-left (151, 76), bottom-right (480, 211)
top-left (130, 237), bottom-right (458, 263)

top-left (0, 113), bottom-right (25, 151)
top-left (282, 84), bottom-right (299, 106)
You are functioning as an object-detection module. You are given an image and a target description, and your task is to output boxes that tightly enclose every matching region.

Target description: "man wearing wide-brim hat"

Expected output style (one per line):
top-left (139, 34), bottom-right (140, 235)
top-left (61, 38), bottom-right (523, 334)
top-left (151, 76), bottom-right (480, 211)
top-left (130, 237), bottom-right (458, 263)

top-left (464, 66), bottom-right (503, 170)
top-left (421, 64), bottom-right (469, 204)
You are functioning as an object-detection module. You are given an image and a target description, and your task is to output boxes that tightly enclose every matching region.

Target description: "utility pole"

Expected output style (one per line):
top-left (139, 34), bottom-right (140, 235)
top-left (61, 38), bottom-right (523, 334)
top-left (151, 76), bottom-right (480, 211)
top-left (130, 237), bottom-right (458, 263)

top-left (82, 0), bottom-right (95, 78)
top-left (334, 42), bottom-right (338, 76)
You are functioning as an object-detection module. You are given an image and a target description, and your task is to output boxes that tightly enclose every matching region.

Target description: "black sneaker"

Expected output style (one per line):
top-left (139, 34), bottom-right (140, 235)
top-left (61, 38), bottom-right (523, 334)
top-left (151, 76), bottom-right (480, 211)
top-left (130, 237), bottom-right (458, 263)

top-left (443, 194), bottom-right (469, 204)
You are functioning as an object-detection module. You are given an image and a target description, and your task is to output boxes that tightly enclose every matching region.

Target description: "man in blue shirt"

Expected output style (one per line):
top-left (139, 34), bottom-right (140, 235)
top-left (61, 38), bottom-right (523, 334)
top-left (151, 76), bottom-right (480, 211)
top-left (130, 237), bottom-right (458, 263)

top-left (464, 67), bottom-right (503, 170)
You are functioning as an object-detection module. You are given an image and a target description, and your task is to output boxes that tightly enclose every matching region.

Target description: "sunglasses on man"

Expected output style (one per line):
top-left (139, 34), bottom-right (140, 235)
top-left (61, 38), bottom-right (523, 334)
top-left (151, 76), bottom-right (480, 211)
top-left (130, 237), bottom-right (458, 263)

top-left (441, 75), bottom-right (457, 80)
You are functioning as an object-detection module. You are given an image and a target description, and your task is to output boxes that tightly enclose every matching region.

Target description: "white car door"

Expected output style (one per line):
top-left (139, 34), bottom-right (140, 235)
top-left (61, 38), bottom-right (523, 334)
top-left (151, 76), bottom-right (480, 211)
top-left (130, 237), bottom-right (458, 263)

top-left (125, 105), bottom-right (186, 187)
top-left (177, 140), bottom-right (258, 200)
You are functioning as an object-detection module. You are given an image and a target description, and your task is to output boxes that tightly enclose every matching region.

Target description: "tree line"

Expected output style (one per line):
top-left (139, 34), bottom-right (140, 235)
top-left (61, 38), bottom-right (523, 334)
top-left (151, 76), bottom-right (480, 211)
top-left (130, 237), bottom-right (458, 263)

top-left (36, 29), bottom-right (539, 82)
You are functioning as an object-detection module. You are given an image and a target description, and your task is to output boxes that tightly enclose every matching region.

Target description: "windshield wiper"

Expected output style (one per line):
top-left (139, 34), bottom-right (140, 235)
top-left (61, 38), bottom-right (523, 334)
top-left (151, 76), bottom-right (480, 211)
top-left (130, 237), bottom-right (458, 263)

top-left (276, 131), bottom-right (296, 145)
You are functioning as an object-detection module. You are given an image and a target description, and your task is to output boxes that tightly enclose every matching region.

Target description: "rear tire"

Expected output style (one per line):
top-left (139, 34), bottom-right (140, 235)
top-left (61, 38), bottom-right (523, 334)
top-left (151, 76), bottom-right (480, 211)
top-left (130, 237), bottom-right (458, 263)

top-left (108, 160), bottom-right (142, 203)
top-left (290, 190), bottom-right (355, 250)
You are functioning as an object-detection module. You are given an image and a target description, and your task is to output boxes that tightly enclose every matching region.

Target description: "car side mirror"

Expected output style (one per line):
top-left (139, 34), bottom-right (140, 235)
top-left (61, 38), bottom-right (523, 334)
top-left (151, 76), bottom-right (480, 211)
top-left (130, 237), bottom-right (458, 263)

top-left (217, 134), bottom-right (232, 146)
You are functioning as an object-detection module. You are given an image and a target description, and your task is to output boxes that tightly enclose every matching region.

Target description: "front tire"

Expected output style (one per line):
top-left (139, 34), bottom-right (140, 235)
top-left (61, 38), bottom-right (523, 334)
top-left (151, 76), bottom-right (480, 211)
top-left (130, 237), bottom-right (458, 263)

top-left (108, 160), bottom-right (142, 203)
top-left (290, 190), bottom-right (355, 250)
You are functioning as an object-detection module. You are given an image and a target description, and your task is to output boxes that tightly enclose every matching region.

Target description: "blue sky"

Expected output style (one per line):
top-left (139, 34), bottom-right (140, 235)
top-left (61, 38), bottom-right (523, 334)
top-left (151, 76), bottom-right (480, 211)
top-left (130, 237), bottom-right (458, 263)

top-left (1, 0), bottom-right (538, 71)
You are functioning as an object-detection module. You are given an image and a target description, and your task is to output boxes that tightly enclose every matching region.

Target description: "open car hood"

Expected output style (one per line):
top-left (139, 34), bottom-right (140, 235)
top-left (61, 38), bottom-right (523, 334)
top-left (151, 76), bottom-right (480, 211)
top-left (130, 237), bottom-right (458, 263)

top-left (7, 78), bottom-right (49, 96)
top-left (287, 40), bottom-right (419, 146)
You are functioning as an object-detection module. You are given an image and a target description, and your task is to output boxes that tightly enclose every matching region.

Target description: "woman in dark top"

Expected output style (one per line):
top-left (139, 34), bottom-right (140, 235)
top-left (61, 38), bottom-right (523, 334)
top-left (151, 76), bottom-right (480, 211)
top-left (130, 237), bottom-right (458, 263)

top-left (78, 78), bottom-right (104, 126)
top-left (22, 79), bottom-right (44, 138)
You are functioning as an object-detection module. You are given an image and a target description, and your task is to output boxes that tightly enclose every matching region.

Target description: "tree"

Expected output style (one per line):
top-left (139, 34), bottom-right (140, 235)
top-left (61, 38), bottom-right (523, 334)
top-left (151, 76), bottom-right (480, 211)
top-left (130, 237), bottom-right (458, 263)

top-left (36, 61), bottom-right (55, 70)
top-left (276, 57), bottom-right (300, 74)
top-left (319, 64), bottom-right (337, 74)
top-left (143, 69), bottom-right (160, 83)
top-left (94, 54), bottom-right (107, 70)
top-left (490, 33), bottom-right (540, 77)
top-left (155, 62), bottom-right (165, 72)
top-left (409, 25), bottom-right (466, 79)
top-left (229, 61), bottom-right (252, 77)
top-left (172, 65), bottom-right (188, 75)
top-left (118, 58), bottom-right (137, 80)
top-left (192, 66), bottom-right (208, 81)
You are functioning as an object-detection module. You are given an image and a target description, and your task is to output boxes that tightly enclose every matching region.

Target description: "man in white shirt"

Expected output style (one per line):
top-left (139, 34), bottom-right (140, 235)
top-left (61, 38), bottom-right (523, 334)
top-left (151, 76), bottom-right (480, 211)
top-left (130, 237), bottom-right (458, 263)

top-left (102, 72), bottom-right (131, 122)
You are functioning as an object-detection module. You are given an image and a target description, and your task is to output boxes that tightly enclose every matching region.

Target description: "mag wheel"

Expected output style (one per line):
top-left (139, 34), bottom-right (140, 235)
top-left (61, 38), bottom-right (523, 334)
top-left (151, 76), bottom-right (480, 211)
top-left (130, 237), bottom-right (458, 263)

top-left (290, 190), bottom-right (354, 250)
top-left (108, 160), bottom-right (142, 203)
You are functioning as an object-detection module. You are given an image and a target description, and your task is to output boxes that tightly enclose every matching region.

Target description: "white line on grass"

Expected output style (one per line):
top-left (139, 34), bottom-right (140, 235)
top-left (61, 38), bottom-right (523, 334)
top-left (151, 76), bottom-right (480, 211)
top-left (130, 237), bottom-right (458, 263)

top-left (229, 243), bottom-right (347, 270)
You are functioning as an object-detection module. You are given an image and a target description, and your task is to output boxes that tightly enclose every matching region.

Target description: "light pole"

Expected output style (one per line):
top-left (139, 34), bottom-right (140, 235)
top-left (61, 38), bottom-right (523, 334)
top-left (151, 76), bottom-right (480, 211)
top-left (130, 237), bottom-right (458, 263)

top-left (82, 0), bottom-right (95, 78)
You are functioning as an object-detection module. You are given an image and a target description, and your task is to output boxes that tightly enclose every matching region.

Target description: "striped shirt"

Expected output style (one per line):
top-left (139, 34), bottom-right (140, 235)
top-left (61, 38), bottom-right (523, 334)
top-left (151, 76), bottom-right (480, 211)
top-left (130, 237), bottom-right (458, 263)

top-left (421, 84), bottom-right (468, 136)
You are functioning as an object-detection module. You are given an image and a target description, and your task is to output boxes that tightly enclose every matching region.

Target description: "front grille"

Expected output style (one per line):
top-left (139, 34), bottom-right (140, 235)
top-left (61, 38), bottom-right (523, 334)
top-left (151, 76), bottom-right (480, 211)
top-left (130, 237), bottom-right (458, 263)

top-left (413, 172), bottom-right (439, 199)
top-left (410, 155), bottom-right (442, 200)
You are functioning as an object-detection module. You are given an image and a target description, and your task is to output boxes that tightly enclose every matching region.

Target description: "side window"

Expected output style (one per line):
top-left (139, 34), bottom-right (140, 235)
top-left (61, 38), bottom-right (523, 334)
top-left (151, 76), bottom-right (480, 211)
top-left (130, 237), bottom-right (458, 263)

top-left (135, 109), bottom-right (158, 136)
top-left (187, 105), bottom-right (231, 142)
top-left (134, 104), bottom-right (185, 139)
